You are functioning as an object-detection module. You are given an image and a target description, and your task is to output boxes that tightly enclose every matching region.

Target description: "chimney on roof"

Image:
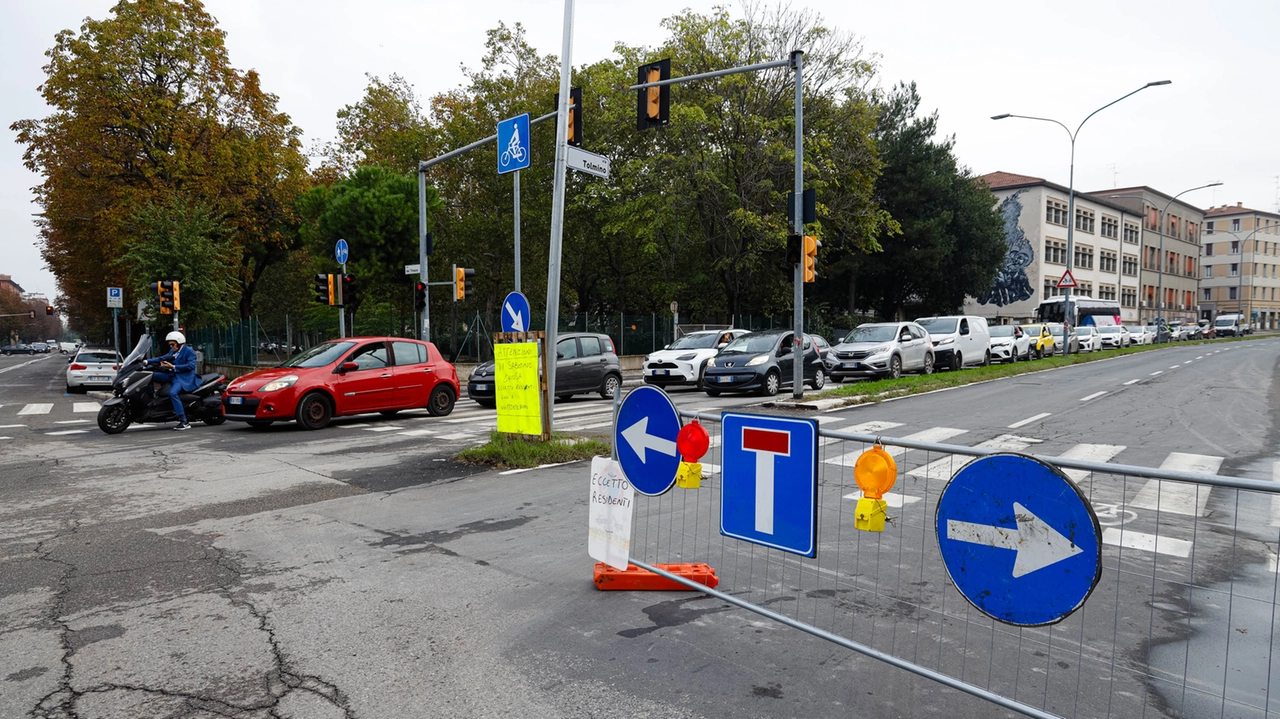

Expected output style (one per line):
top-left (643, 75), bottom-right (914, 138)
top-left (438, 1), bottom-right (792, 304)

top-left (1237, 202), bottom-right (1243, 207)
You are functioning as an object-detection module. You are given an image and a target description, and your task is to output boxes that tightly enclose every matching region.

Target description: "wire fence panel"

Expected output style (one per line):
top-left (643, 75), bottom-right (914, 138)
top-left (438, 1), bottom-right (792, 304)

top-left (624, 407), bottom-right (1280, 719)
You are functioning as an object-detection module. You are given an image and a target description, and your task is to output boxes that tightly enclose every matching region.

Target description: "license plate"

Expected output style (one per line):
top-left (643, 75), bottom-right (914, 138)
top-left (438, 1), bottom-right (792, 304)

top-left (717, 376), bottom-right (732, 383)
top-left (663, 370), bottom-right (670, 375)
top-left (229, 396), bottom-right (243, 405)
top-left (843, 362), bottom-right (857, 369)
top-left (475, 384), bottom-right (489, 391)
top-left (90, 376), bottom-right (110, 382)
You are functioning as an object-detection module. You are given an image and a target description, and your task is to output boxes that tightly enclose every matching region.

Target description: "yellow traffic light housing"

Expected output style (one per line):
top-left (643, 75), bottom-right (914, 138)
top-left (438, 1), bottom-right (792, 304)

top-left (151, 280), bottom-right (176, 314)
top-left (557, 87), bottom-right (583, 147)
top-left (802, 235), bottom-right (819, 283)
top-left (636, 59), bottom-right (671, 131)
top-left (171, 281), bottom-right (180, 311)
top-left (454, 267), bottom-right (465, 301)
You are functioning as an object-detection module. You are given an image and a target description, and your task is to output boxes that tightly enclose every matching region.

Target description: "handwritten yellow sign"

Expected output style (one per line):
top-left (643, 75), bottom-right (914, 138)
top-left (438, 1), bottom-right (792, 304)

top-left (495, 341), bottom-right (542, 436)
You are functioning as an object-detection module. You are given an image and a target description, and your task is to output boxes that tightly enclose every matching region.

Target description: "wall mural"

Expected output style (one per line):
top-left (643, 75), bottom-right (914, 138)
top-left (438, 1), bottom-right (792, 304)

top-left (979, 189), bottom-right (1035, 307)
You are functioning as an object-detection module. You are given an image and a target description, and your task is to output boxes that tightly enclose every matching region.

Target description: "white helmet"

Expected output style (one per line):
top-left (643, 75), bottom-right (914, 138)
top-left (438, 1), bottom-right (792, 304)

top-left (166, 331), bottom-right (186, 345)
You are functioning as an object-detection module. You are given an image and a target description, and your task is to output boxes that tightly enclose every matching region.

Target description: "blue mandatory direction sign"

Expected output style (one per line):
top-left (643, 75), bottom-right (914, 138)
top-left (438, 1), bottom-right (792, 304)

top-left (334, 238), bottom-right (349, 265)
top-left (720, 412), bottom-right (819, 557)
top-left (935, 453), bottom-right (1102, 627)
top-left (497, 113), bottom-right (531, 174)
top-left (614, 386), bottom-right (681, 496)
top-left (501, 291), bottom-right (531, 333)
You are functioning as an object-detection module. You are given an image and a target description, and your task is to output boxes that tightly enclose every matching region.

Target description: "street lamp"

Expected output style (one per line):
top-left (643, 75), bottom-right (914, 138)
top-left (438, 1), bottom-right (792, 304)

top-left (1226, 223), bottom-right (1271, 330)
top-left (1110, 182), bottom-right (1221, 341)
top-left (993, 80), bottom-right (1171, 356)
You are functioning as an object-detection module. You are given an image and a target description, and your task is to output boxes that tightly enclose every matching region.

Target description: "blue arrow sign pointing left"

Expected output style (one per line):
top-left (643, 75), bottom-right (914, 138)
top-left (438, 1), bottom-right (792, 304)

top-left (614, 386), bottom-right (681, 496)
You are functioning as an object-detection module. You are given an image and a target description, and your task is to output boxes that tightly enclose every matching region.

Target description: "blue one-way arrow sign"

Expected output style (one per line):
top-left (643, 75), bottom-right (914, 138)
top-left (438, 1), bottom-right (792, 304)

top-left (614, 386), bottom-right (681, 496)
top-left (501, 291), bottom-right (531, 333)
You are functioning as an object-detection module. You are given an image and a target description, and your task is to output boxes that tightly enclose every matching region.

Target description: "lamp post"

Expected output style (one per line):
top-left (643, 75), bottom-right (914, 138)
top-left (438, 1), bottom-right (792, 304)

top-left (993, 81), bottom-right (1170, 356)
top-left (1110, 182), bottom-right (1221, 341)
top-left (1227, 224), bottom-right (1270, 331)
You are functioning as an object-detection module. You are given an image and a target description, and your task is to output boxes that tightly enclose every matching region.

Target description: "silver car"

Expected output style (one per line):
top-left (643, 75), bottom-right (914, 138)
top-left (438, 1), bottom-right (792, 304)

top-left (829, 322), bottom-right (934, 380)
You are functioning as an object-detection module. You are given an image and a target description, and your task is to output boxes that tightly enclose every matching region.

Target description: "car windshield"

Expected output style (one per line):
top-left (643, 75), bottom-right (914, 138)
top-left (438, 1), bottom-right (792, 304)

top-left (916, 318), bottom-right (957, 334)
top-left (1075, 327), bottom-right (1093, 335)
top-left (1098, 326), bottom-right (1122, 334)
top-left (283, 341), bottom-right (356, 368)
top-left (845, 325), bottom-right (897, 343)
top-left (668, 333), bottom-right (719, 350)
top-left (723, 334), bottom-right (779, 353)
top-left (989, 326), bottom-right (1016, 337)
top-left (77, 351), bottom-right (120, 363)
top-left (1214, 319), bottom-right (1233, 326)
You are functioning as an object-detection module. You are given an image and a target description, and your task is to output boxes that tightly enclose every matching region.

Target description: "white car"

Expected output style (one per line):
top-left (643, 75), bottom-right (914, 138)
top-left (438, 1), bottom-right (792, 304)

top-left (1074, 326), bottom-right (1100, 353)
top-left (643, 329), bottom-right (749, 389)
top-left (988, 324), bottom-right (1031, 363)
top-left (1095, 325), bottom-right (1130, 349)
top-left (65, 348), bottom-right (122, 393)
top-left (1125, 326), bottom-right (1150, 345)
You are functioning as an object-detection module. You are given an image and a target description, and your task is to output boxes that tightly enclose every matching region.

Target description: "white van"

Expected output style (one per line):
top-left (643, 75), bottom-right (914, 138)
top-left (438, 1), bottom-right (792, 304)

top-left (914, 316), bottom-right (992, 371)
top-left (1213, 314), bottom-right (1249, 337)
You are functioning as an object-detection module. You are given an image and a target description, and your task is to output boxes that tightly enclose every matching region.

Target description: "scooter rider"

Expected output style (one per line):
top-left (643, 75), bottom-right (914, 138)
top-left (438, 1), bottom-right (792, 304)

top-left (148, 331), bottom-right (199, 430)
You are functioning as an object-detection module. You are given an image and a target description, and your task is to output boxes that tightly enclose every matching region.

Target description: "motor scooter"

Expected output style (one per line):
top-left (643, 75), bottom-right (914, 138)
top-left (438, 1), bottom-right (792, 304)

top-left (97, 335), bottom-right (228, 434)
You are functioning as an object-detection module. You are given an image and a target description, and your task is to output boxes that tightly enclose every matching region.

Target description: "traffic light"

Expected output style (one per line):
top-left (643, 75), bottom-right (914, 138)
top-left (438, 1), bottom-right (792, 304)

top-left (27, 311), bottom-right (35, 319)
top-left (556, 87), bottom-right (583, 146)
top-left (341, 274), bottom-right (356, 306)
top-left (785, 234), bottom-right (802, 265)
top-left (454, 267), bottom-right (474, 301)
top-left (414, 281), bottom-right (427, 311)
top-left (803, 235), bottom-right (820, 283)
top-left (171, 281), bottom-right (180, 311)
top-left (150, 281), bottom-right (176, 314)
top-left (636, 59), bottom-right (671, 131)
top-left (424, 231), bottom-right (434, 256)
top-left (45, 306), bottom-right (53, 316)
top-left (313, 273), bottom-right (338, 306)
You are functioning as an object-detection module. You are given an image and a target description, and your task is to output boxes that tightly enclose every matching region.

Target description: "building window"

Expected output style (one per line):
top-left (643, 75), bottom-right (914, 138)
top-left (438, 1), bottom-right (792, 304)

top-left (1100, 250), bottom-right (1118, 273)
top-left (1187, 222), bottom-right (1198, 243)
top-left (1075, 208), bottom-right (1096, 233)
top-left (1202, 288), bottom-right (1212, 301)
top-left (1044, 238), bottom-right (1067, 264)
top-left (1231, 240), bottom-right (1239, 254)
top-left (1147, 206), bottom-right (1159, 230)
top-left (1205, 243), bottom-right (1214, 256)
top-left (1145, 246), bottom-right (1158, 269)
top-left (1043, 278), bottom-right (1062, 299)
top-left (1101, 216), bottom-right (1119, 238)
top-left (1184, 291), bottom-right (1193, 309)
top-left (1046, 199), bottom-right (1068, 226)
top-left (1230, 263), bottom-right (1239, 277)
top-left (1232, 218), bottom-right (1241, 232)
top-left (1206, 220), bottom-right (1215, 235)
top-left (1124, 223), bottom-right (1140, 244)
top-left (1074, 245), bottom-right (1094, 269)
top-left (1122, 254), bottom-right (1138, 276)
top-left (1098, 284), bottom-right (1117, 301)
top-left (1202, 265), bottom-right (1213, 279)
top-left (1122, 287), bottom-right (1137, 307)
top-left (1078, 281), bottom-right (1093, 297)
top-left (1168, 215), bottom-right (1180, 238)
top-left (1144, 285), bottom-right (1155, 308)
top-left (1229, 286), bottom-right (1238, 300)
top-left (1185, 257), bottom-right (1195, 277)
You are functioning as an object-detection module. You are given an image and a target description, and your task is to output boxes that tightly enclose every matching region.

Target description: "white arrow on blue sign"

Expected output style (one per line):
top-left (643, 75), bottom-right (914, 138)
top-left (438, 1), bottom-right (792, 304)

top-left (497, 113), bottom-right (531, 175)
top-left (614, 386), bottom-right (681, 496)
top-left (935, 453), bottom-right (1102, 627)
top-left (720, 412), bottom-right (818, 557)
top-left (501, 291), bottom-right (531, 333)
top-left (334, 239), bottom-right (349, 265)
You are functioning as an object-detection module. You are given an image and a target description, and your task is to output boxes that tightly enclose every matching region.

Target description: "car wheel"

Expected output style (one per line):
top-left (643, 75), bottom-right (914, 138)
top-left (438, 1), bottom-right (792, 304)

top-left (887, 355), bottom-right (902, 379)
top-left (695, 362), bottom-right (708, 390)
top-left (427, 385), bottom-right (456, 417)
top-left (474, 398), bottom-right (496, 409)
top-left (202, 414), bottom-right (226, 426)
top-left (922, 353), bottom-right (934, 375)
top-left (379, 410), bottom-right (400, 417)
top-left (294, 392), bottom-right (332, 430)
top-left (982, 350), bottom-right (991, 367)
top-left (97, 403), bottom-right (131, 434)
top-left (759, 370), bottom-right (780, 397)
top-left (705, 389), bottom-right (721, 397)
top-left (556, 393), bottom-right (573, 401)
top-left (950, 352), bottom-right (963, 372)
top-left (247, 420), bottom-right (273, 430)
top-left (809, 368), bottom-right (825, 390)
top-left (66, 384), bottom-right (85, 394)
top-left (599, 373), bottom-right (620, 400)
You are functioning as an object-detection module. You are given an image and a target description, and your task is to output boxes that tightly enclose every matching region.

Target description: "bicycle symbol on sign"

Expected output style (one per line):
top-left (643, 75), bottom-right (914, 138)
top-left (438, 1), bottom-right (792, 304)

top-left (500, 126), bottom-right (527, 169)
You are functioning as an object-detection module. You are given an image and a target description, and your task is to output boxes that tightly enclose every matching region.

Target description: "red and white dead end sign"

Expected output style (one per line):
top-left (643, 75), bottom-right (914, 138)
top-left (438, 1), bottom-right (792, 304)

top-left (1056, 270), bottom-right (1078, 289)
top-left (742, 427), bottom-right (790, 533)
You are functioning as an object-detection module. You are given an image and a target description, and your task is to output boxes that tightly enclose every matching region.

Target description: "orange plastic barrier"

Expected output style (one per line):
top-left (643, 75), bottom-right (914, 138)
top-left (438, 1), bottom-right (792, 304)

top-left (593, 562), bottom-right (720, 591)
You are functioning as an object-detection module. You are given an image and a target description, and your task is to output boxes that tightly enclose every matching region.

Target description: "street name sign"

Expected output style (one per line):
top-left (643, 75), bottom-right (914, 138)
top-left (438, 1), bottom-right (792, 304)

top-left (501, 291), bottom-right (532, 333)
top-left (614, 386), bottom-right (681, 496)
top-left (566, 146), bottom-right (611, 179)
top-left (497, 113), bottom-right (531, 174)
top-left (720, 412), bottom-right (819, 557)
top-left (335, 239), bottom-right (349, 265)
top-left (107, 287), bottom-right (123, 309)
top-left (935, 453), bottom-right (1101, 626)
top-left (404, 264), bottom-right (421, 275)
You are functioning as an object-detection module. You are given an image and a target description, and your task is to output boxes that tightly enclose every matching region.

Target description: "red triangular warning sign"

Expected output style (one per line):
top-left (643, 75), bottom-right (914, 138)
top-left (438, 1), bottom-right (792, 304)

top-left (1056, 270), bottom-right (1078, 289)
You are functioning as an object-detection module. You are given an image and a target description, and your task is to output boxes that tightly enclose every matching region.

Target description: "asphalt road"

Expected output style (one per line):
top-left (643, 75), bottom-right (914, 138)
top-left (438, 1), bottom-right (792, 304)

top-left (1, 341), bottom-right (1276, 718)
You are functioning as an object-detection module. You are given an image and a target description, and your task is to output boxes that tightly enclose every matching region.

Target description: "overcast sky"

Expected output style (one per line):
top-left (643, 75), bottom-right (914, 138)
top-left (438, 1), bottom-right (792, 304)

top-left (4, 0), bottom-right (1277, 299)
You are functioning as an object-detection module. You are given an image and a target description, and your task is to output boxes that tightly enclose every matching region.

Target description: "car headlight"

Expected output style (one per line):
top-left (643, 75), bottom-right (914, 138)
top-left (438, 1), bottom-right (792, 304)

top-left (937, 337), bottom-right (955, 346)
top-left (259, 375), bottom-right (299, 392)
top-left (676, 353), bottom-right (696, 361)
top-left (706, 357), bottom-right (717, 367)
top-left (867, 345), bottom-right (891, 355)
top-left (745, 355), bottom-right (769, 366)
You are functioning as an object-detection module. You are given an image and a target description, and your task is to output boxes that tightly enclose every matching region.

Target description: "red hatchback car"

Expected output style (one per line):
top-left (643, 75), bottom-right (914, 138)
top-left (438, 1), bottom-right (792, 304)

top-left (222, 337), bottom-right (459, 430)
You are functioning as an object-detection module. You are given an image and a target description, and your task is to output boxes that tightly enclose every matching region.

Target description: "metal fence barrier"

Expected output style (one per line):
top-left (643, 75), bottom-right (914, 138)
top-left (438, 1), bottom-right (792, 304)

top-left (623, 408), bottom-right (1280, 719)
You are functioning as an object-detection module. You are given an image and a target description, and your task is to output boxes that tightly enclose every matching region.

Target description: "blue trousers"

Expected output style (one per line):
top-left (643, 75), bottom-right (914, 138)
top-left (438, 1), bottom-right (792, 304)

top-left (150, 371), bottom-right (186, 419)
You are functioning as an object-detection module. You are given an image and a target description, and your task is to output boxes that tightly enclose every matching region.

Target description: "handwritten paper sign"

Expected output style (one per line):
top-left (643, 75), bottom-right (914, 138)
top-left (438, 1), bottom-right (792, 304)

top-left (495, 341), bottom-right (542, 436)
top-left (588, 457), bottom-right (633, 570)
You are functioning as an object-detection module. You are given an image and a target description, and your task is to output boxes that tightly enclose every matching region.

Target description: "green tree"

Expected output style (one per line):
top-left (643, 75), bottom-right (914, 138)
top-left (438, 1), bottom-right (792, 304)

top-left (856, 82), bottom-right (1005, 319)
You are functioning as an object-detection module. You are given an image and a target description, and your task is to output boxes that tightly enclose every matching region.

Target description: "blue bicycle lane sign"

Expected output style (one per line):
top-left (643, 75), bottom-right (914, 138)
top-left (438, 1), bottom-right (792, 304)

top-left (497, 114), bottom-right (531, 174)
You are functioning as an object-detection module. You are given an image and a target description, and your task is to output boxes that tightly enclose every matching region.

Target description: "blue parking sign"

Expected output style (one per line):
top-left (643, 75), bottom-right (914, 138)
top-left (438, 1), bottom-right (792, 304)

top-left (497, 114), bottom-right (531, 174)
top-left (720, 412), bottom-right (818, 557)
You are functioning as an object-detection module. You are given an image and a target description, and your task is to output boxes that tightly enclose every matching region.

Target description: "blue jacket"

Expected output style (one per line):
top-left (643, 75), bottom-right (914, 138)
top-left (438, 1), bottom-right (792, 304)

top-left (149, 345), bottom-right (200, 392)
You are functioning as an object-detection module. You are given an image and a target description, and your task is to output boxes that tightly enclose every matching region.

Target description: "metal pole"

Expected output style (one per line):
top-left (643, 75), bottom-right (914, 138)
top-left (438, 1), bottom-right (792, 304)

top-left (514, 170), bottom-right (522, 293)
top-left (418, 170), bottom-right (430, 342)
top-left (112, 308), bottom-right (118, 356)
top-left (791, 50), bottom-right (805, 399)
top-left (1156, 205), bottom-right (1165, 341)
top-left (338, 263), bottom-right (347, 339)
top-left (1063, 139), bottom-right (1075, 356)
top-left (544, 0), bottom-right (575, 434)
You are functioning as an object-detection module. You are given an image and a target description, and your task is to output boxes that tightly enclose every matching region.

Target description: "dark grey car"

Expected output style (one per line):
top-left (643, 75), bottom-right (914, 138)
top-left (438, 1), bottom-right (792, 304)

top-left (467, 332), bottom-right (622, 408)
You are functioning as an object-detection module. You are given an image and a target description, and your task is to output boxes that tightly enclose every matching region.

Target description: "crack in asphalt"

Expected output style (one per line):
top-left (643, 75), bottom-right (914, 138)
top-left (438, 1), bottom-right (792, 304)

top-left (30, 518), bottom-right (82, 719)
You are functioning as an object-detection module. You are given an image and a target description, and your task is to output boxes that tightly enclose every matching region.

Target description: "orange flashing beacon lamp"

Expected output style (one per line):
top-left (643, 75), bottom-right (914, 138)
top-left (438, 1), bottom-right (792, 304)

top-left (853, 444), bottom-right (898, 532)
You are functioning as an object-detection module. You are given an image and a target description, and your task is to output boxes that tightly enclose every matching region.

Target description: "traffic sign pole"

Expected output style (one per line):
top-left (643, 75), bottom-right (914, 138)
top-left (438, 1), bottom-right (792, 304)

top-left (791, 50), bottom-right (805, 400)
top-left (545, 0), bottom-right (575, 435)
top-left (514, 170), bottom-right (521, 293)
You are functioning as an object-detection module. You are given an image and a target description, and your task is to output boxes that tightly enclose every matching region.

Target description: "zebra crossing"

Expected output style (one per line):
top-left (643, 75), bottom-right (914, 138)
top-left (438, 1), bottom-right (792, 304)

top-left (0, 400), bottom-right (103, 439)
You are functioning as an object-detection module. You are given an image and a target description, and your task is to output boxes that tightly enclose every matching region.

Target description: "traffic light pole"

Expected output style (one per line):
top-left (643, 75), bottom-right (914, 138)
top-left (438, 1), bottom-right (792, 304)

top-left (339, 262), bottom-right (347, 339)
top-left (514, 170), bottom-right (522, 293)
top-left (418, 172), bottom-right (430, 342)
top-left (544, 0), bottom-right (575, 435)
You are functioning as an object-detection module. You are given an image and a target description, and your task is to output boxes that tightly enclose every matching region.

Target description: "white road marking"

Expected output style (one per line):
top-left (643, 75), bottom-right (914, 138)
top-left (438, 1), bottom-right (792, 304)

top-left (362, 426), bottom-right (403, 432)
top-left (338, 423), bottom-right (369, 429)
top-left (825, 426), bottom-right (965, 465)
top-left (438, 432), bottom-right (476, 440)
top-left (0, 424), bottom-right (26, 429)
top-left (842, 490), bottom-right (921, 508)
top-left (1055, 443), bottom-right (1126, 482)
top-left (397, 429), bottom-right (436, 437)
top-left (17, 404), bottom-right (53, 416)
top-left (1123, 379), bottom-right (1141, 386)
top-left (1196, 356), bottom-right (1205, 360)
top-left (54, 419), bottom-right (90, 425)
top-left (1149, 371), bottom-right (1163, 376)
top-left (1008, 412), bottom-right (1051, 429)
top-left (1102, 528), bottom-right (1192, 558)
top-left (1131, 453), bottom-right (1224, 516)
top-left (45, 430), bottom-right (89, 436)
top-left (842, 420), bottom-right (905, 434)
top-left (72, 402), bottom-right (100, 413)
top-left (1183, 361), bottom-right (1192, 365)
top-left (1079, 391), bottom-right (1107, 402)
top-left (1169, 365), bottom-right (1180, 370)
top-left (908, 435), bottom-right (1044, 480)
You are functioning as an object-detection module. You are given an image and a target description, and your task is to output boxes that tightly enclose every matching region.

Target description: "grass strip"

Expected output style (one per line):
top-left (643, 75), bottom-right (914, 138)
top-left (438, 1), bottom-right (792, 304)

top-left (815, 333), bottom-right (1273, 407)
top-left (455, 430), bottom-right (610, 469)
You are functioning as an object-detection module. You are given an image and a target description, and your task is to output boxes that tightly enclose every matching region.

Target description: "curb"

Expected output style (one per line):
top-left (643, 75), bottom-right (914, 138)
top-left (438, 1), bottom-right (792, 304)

top-left (87, 391), bottom-right (113, 401)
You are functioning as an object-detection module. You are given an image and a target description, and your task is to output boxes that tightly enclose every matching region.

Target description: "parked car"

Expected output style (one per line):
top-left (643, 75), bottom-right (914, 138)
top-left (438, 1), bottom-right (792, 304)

top-left (1, 344), bottom-right (36, 355)
top-left (1019, 323), bottom-right (1058, 358)
top-left (29, 342), bottom-right (50, 353)
top-left (222, 336), bottom-right (458, 429)
top-left (65, 348), bottom-right (123, 393)
top-left (468, 332), bottom-right (621, 408)
top-left (1074, 326), bottom-right (1101, 352)
top-left (988, 324), bottom-right (1031, 363)
top-left (1126, 326), bottom-right (1150, 345)
top-left (810, 334), bottom-right (834, 370)
top-left (829, 322), bottom-right (934, 380)
top-left (642, 329), bottom-right (748, 389)
top-left (1213, 313), bottom-right (1247, 337)
top-left (1095, 325), bottom-right (1130, 349)
top-left (1048, 323), bottom-right (1080, 353)
top-left (1197, 320), bottom-right (1216, 340)
top-left (701, 329), bottom-right (824, 396)
top-left (1167, 321), bottom-right (1191, 341)
top-left (915, 315), bottom-right (992, 370)
top-left (58, 341), bottom-right (79, 354)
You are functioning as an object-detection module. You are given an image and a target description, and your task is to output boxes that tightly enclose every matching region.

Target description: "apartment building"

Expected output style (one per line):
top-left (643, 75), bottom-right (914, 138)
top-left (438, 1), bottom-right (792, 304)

top-left (1200, 203), bottom-right (1280, 330)
top-left (0, 274), bottom-right (24, 297)
top-left (966, 171), bottom-right (1142, 324)
top-left (1087, 186), bottom-right (1206, 325)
